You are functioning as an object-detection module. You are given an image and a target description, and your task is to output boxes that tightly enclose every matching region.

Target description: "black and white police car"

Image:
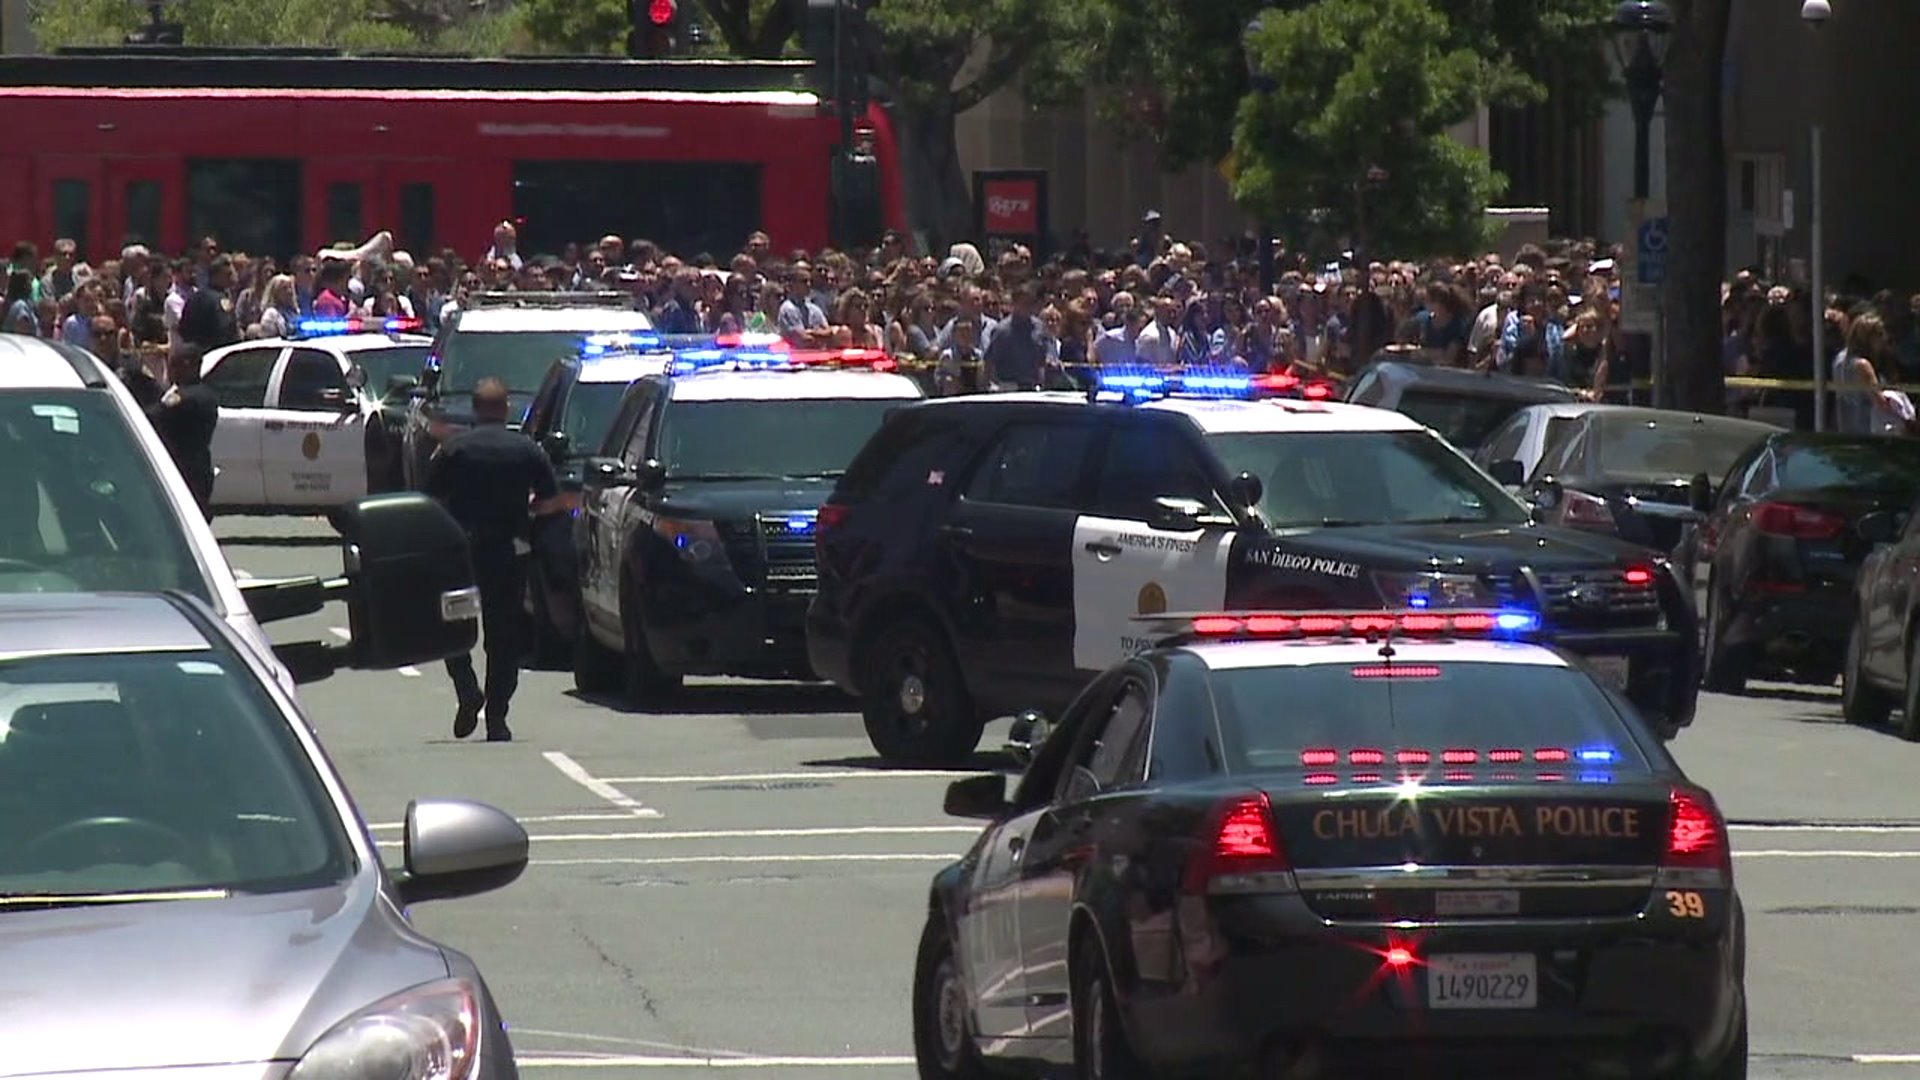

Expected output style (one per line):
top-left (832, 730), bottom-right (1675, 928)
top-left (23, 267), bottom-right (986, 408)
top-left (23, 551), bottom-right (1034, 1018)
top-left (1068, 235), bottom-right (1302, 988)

top-left (808, 368), bottom-right (1701, 764)
top-left (199, 316), bottom-right (432, 511)
top-left (571, 344), bottom-right (923, 703)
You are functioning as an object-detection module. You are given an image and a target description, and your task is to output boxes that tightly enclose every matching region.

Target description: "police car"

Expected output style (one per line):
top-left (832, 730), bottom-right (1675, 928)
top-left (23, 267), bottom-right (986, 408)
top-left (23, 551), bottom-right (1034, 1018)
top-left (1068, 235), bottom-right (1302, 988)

top-left (0, 334), bottom-right (477, 694)
top-left (520, 333), bottom-right (681, 663)
top-left (917, 608), bottom-right (1745, 1080)
top-left (808, 369), bottom-right (1701, 765)
top-left (199, 316), bottom-right (432, 511)
top-left (571, 345), bottom-right (923, 702)
top-left (402, 292), bottom-right (656, 491)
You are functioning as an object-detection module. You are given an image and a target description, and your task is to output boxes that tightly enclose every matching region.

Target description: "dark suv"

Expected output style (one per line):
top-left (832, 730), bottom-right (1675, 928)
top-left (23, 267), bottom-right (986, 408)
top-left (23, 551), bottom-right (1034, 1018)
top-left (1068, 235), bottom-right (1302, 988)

top-left (808, 386), bottom-right (1701, 764)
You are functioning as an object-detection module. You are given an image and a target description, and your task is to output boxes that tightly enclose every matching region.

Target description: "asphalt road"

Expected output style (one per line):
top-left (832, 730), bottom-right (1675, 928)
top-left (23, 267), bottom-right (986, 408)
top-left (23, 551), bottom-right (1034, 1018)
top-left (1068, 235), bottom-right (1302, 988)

top-left (219, 514), bottom-right (1920, 1080)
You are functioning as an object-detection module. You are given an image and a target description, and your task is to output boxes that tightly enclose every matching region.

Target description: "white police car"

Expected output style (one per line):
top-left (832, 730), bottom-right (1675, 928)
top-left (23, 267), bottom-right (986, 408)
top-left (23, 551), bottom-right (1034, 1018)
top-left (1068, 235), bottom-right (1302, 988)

top-left (199, 316), bottom-right (432, 511)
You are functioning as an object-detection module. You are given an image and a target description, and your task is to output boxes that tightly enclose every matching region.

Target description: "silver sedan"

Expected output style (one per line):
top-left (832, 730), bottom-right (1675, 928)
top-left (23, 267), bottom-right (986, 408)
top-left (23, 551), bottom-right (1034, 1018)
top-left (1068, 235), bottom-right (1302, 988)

top-left (0, 591), bottom-right (528, 1080)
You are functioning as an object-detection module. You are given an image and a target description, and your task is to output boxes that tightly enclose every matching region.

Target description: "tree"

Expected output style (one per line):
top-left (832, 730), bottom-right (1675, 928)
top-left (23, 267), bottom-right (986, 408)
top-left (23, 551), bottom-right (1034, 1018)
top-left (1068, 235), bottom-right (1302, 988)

top-left (31, 0), bottom-right (527, 53)
top-left (1657, 0), bottom-right (1732, 413)
top-left (1229, 0), bottom-right (1546, 260)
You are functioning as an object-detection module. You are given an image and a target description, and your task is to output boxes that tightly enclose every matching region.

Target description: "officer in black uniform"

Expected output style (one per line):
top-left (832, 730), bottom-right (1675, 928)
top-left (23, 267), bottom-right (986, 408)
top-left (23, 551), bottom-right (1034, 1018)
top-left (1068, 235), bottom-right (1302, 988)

top-left (148, 349), bottom-right (220, 518)
top-left (423, 376), bottom-right (565, 742)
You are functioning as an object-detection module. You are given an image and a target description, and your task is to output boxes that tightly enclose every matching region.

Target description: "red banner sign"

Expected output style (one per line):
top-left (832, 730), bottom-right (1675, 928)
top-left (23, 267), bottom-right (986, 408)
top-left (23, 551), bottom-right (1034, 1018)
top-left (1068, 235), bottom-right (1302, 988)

top-left (981, 178), bottom-right (1039, 235)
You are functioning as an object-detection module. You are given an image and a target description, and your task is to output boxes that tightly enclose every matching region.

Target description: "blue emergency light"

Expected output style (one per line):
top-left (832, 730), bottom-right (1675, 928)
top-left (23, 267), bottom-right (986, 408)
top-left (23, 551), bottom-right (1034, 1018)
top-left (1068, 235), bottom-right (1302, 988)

top-left (669, 348), bottom-right (795, 376)
top-left (297, 316), bottom-right (422, 337)
top-left (580, 331), bottom-right (665, 357)
top-left (1090, 366), bottom-right (1314, 404)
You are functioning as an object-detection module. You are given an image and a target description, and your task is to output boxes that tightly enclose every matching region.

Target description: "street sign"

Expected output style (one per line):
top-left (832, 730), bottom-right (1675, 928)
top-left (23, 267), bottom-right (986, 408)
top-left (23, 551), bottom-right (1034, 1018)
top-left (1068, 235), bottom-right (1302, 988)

top-left (1636, 215), bottom-right (1670, 286)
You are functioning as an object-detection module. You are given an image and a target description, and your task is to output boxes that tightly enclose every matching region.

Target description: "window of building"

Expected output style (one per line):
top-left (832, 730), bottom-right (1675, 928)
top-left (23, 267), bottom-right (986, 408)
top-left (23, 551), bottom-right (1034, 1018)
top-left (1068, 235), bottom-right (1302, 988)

top-left (186, 160), bottom-right (301, 261)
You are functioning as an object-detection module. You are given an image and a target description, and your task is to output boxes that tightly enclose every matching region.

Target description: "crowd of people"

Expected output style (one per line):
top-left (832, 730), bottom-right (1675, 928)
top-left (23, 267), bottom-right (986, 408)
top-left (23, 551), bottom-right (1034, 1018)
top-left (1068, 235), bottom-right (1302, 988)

top-left (6, 217), bottom-right (1918, 432)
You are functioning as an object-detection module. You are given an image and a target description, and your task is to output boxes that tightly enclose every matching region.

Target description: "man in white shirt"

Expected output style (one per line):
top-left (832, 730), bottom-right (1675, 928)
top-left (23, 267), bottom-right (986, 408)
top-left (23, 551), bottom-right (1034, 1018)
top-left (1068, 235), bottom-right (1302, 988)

top-left (1134, 294), bottom-right (1181, 367)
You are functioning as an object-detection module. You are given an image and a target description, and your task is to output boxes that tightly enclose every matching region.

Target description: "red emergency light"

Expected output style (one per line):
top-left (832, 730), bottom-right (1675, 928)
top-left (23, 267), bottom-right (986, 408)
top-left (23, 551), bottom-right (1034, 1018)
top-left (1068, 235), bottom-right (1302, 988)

top-left (1155, 609), bottom-right (1541, 641)
top-left (648, 0), bottom-right (676, 25)
top-left (785, 347), bottom-right (900, 373)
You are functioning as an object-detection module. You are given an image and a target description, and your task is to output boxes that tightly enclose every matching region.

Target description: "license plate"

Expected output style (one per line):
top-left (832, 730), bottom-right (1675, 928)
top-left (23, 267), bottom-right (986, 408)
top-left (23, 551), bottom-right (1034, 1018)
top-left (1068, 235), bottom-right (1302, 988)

top-left (1426, 953), bottom-right (1537, 1009)
top-left (1434, 889), bottom-right (1519, 917)
top-left (1585, 655), bottom-right (1630, 689)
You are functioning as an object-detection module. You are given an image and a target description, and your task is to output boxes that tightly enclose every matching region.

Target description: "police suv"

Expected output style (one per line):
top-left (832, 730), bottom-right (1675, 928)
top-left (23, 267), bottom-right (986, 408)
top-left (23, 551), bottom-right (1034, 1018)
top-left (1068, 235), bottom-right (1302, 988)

top-left (571, 345), bottom-right (923, 703)
top-left (520, 332), bottom-right (680, 663)
top-left (402, 292), bottom-right (656, 490)
top-left (808, 369), bottom-right (1701, 765)
top-left (0, 334), bottom-right (479, 695)
top-left (199, 316), bottom-right (432, 511)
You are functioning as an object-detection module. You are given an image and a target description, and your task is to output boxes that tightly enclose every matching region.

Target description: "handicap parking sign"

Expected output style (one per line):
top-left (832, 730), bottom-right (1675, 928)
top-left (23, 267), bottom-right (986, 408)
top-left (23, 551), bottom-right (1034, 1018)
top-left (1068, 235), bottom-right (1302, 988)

top-left (1637, 217), bottom-right (1669, 286)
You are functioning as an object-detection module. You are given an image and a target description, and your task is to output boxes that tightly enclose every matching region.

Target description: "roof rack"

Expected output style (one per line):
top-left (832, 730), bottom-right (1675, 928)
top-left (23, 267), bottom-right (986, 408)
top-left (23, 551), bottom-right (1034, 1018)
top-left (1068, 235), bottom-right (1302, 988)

top-left (464, 291), bottom-right (636, 311)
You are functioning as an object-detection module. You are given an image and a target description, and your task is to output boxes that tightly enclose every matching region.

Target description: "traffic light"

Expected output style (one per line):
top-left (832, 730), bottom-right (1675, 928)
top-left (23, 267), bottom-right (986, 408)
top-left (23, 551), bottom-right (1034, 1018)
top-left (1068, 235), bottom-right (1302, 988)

top-left (626, 0), bottom-right (680, 58)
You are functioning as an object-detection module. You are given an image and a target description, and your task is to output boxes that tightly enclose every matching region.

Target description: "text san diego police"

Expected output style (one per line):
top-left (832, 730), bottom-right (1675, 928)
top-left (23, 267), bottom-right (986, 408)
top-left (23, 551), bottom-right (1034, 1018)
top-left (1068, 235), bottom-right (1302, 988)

top-left (1245, 547), bottom-right (1361, 578)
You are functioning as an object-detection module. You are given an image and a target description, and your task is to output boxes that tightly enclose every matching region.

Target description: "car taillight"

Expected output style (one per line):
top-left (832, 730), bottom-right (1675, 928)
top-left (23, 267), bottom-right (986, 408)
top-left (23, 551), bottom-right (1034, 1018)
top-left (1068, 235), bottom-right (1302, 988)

top-left (1182, 793), bottom-right (1293, 896)
top-left (1661, 788), bottom-right (1731, 887)
top-left (1752, 501), bottom-right (1845, 539)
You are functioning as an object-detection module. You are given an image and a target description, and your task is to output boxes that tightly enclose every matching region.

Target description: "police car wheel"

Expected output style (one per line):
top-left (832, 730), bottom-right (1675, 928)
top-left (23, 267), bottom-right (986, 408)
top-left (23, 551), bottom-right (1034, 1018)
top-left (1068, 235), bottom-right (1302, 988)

top-left (859, 620), bottom-right (982, 766)
top-left (1072, 935), bottom-right (1147, 1080)
top-left (571, 611), bottom-right (624, 695)
top-left (621, 586), bottom-right (681, 704)
top-left (1842, 624), bottom-right (1892, 727)
top-left (911, 915), bottom-right (990, 1080)
top-left (1698, 1008), bottom-right (1747, 1080)
top-left (1700, 587), bottom-right (1750, 695)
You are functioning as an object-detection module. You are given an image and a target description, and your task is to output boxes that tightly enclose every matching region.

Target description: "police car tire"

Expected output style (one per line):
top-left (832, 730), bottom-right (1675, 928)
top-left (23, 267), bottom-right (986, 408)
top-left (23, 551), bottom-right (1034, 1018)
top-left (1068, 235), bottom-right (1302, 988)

top-left (571, 613), bottom-right (624, 695)
top-left (1841, 624), bottom-right (1892, 727)
top-left (1699, 1008), bottom-right (1747, 1080)
top-left (911, 915), bottom-right (991, 1080)
top-left (859, 620), bottom-right (982, 766)
top-left (620, 582), bottom-right (681, 703)
top-left (1071, 935), bottom-right (1148, 1080)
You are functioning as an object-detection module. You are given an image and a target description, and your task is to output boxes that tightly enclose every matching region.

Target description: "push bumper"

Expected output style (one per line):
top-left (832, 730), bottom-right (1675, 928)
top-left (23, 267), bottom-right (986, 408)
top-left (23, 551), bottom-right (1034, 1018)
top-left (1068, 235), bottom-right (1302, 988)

top-left (641, 578), bottom-right (815, 679)
top-left (1128, 914), bottom-right (1742, 1080)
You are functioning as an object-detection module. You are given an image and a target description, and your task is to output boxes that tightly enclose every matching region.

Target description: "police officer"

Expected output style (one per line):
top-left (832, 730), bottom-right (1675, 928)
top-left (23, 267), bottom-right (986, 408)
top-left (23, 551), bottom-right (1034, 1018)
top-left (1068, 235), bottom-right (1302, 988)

top-left (423, 376), bottom-right (565, 742)
top-left (148, 348), bottom-right (219, 518)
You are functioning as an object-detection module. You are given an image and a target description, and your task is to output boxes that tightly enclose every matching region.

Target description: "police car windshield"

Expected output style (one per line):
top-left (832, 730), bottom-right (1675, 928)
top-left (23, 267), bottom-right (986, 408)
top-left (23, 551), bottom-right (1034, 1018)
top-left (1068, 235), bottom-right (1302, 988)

top-left (658, 399), bottom-right (902, 480)
top-left (353, 346), bottom-right (430, 397)
top-left (0, 649), bottom-right (353, 898)
top-left (561, 382), bottom-right (630, 452)
top-left (1209, 661), bottom-right (1651, 774)
top-left (0, 391), bottom-right (210, 602)
top-left (1207, 430), bottom-right (1530, 528)
top-left (442, 332), bottom-right (590, 393)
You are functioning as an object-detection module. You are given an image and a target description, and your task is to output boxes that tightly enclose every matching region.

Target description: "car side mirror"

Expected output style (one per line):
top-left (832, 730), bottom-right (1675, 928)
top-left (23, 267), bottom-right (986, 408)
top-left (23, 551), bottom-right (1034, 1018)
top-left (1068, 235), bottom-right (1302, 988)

top-left (584, 456), bottom-right (636, 487)
top-left (540, 431), bottom-right (572, 462)
top-left (318, 387), bottom-right (357, 412)
top-left (1487, 459), bottom-right (1525, 487)
top-left (1859, 509), bottom-right (1905, 546)
top-left (1003, 709), bottom-right (1053, 767)
top-left (330, 493), bottom-right (481, 669)
top-left (393, 798), bottom-right (530, 905)
top-left (1227, 471), bottom-right (1264, 514)
top-left (1688, 472), bottom-right (1714, 514)
top-left (943, 774), bottom-right (1009, 820)
top-left (1146, 496), bottom-right (1207, 532)
top-left (635, 458), bottom-right (667, 491)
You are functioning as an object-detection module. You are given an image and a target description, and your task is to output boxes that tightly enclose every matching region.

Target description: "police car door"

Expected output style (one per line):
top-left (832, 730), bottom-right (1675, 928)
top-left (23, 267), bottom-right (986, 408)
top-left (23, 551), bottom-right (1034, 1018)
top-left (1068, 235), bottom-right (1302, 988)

top-left (262, 346), bottom-right (366, 507)
top-left (1071, 414), bottom-right (1236, 673)
top-left (200, 343), bottom-right (284, 508)
top-left (580, 381), bottom-right (661, 637)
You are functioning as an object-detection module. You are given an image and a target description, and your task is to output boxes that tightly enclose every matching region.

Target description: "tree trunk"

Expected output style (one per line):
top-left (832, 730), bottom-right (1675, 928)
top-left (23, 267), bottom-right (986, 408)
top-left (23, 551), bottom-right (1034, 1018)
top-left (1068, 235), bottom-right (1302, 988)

top-left (892, 103), bottom-right (972, 254)
top-left (1657, 0), bottom-right (1732, 413)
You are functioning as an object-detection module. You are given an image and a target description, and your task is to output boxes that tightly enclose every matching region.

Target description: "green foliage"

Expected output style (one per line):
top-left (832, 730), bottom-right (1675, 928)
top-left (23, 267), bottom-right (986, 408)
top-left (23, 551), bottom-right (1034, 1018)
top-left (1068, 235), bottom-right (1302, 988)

top-left (1218, 0), bottom-right (1606, 259)
top-left (32, 0), bottom-right (418, 49)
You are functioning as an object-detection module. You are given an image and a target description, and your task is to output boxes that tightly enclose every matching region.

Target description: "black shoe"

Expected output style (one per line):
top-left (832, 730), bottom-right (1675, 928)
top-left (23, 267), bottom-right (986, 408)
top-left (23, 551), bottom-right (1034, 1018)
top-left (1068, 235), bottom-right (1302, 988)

top-left (486, 726), bottom-right (513, 742)
top-left (453, 697), bottom-right (483, 739)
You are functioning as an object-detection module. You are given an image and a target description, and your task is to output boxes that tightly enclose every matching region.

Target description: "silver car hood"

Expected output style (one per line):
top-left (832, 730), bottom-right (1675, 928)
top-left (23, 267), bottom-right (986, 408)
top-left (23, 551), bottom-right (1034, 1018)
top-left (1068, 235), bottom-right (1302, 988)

top-left (0, 879), bottom-right (451, 1077)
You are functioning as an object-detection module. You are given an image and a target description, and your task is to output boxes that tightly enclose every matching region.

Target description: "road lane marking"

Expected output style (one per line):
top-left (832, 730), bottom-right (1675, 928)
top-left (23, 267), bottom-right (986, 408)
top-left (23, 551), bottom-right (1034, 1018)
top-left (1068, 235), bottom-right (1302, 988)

top-left (1733, 824), bottom-right (1920, 833)
top-left (1737, 850), bottom-right (1920, 859)
top-left (234, 569), bottom-right (254, 580)
top-left (531, 853), bottom-right (956, 866)
top-left (600, 769), bottom-right (986, 784)
top-left (329, 627), bottom-right (351, 640)
top-left (372, 825), bottom-right (977, 848)
top-left (398, 665), bottom-right (422, 677)
top-left (510, 1029), bottom-right (756, 1059)
top-left (544, 751), bottom-right (664, 819)
top-left (517, 1055), bottom-right (914, 1069)
top-left (1856, 1055), bottom-right (1920, 1064)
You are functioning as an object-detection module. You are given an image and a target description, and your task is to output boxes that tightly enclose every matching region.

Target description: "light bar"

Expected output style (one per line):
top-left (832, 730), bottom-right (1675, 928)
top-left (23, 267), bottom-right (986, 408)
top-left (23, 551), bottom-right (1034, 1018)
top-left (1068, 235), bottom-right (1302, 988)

top-left (1139, 608), bottom-right (1542, 641)
top-left (1091, 366), bottom-right (1337, 404)
top-left (580, 330), bottom-right (666, 357)
top-left (296, 316), bottom-right (422, 337)
top-left (670, 345), bottom-right (900, 376)
top-left (1298, 745), bottom-right (1604, 768)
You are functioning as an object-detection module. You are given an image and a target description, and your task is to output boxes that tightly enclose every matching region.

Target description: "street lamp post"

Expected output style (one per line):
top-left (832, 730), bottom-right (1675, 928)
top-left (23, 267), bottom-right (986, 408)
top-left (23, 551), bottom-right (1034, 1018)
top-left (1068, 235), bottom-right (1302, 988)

top-left (1610, 1), bottom-right (1671, 406)
top-left (1242, 17), bottom-right (1277, 297)
top-left (1803, 0), bottom-right (1831, 432)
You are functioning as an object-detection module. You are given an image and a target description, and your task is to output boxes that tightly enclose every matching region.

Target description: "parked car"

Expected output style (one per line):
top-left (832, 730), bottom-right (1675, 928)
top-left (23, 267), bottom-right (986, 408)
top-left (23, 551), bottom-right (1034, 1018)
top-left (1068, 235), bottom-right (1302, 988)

top-left (1674, 432), bottom-right (1920, 693)
top-left (1471, 401), bottom-right (1610, 484)
top-left (1487, 407), bottom-right (1782, 553)
top-left (1341, 360), bottom-right (1584, 455)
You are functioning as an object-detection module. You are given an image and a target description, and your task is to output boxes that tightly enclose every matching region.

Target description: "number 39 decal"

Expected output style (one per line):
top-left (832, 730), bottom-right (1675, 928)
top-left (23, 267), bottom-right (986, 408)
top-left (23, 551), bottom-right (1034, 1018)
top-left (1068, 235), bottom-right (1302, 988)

top-left (1665, 890), bottom-right (1707, 919)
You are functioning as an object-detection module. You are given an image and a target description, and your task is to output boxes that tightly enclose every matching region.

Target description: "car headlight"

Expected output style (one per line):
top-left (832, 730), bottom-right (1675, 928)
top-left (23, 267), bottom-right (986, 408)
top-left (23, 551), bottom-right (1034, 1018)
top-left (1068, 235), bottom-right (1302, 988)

top-left (1373, 570), bottom-right (1502, 609)
top-left (652, 516), bottom-right (728, 566)
top-left (287, 978), bottom-right (481, 1080)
